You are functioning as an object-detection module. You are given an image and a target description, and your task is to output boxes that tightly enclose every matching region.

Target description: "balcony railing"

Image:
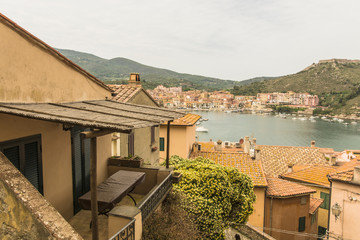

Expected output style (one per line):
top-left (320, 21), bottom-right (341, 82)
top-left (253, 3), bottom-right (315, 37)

top-left (108, 218), bottom-right (135, 240)
top-left (137, 173), bottom-right (173, 222)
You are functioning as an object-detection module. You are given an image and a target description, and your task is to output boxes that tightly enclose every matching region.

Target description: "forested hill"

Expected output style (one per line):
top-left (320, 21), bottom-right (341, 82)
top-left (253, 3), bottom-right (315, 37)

top-left (231, 59), bottom-right (360, 114)
top-left (57, 48), bottom-right (273, 91)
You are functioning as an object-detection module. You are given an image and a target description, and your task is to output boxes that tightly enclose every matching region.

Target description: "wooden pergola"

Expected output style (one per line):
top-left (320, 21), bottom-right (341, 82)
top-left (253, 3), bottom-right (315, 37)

top-left (0, 99), bottom-right (184, 240)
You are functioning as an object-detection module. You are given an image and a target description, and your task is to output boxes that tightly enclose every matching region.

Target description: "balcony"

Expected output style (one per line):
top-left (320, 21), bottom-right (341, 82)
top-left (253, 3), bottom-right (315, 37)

top-left (69, 159), bottom-right (175, 240)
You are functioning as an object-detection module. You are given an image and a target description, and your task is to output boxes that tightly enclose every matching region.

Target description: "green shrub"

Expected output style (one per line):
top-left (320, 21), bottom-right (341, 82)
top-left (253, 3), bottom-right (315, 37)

top-left (166, 156), bottom-right (256, 239)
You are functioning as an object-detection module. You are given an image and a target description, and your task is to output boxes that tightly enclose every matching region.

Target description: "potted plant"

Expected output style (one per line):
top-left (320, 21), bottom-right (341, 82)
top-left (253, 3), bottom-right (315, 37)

top-left (109, 155), bottom-right (144, 168)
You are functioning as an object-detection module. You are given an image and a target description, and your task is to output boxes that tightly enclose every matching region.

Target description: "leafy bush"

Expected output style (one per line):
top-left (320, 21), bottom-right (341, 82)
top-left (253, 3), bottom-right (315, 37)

top-left (166, 156), bottom-right (256, 239)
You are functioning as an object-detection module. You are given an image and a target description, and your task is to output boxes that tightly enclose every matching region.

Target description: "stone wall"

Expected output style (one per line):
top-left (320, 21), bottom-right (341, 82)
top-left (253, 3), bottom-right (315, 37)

top-left (0, 153), bottom-right (82, 240)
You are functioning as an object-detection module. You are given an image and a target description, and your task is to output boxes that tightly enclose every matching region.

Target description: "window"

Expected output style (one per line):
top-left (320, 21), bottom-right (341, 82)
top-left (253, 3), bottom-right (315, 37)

top-left (0, 135), bottom-right (43, 194)
top-left (298, 216), bottom-right (306, 232)
top-left (151, 126), bottom-right (156, 144)
top-left (318, 226), bottom-right (327, 237)
top-left (320, 192), bottom-right (330, 210)
top-left (159, 137), bottom-right (165, 151)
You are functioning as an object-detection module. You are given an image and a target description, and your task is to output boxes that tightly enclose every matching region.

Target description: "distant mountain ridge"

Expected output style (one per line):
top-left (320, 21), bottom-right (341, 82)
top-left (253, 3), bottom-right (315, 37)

top-left (231, 59), bottom-right (360, 114)
top-left (57, 49), bottom-right (275, 91)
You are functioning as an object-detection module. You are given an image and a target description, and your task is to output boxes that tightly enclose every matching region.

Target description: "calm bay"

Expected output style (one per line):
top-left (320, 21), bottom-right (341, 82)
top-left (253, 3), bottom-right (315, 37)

top-left (194, 111), bottom-right (360, 151)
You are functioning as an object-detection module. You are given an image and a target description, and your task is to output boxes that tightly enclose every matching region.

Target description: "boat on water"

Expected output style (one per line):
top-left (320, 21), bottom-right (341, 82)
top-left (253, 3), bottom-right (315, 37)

top-left (196, 126), bottom-right (209, 132)
top-left (351, 121), bottom-right (358, 125)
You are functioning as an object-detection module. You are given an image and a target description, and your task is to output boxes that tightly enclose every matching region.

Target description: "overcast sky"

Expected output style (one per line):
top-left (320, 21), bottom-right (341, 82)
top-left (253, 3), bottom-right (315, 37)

top-left (1, 0), bottom-right (360, 81)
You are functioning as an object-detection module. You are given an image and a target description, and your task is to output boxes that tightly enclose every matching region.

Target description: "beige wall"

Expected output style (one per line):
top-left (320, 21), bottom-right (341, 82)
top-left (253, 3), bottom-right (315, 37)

top-left (159, 124), bottom-right (196, 160)
top-left (329, 181), bottom-right (360, 240)
top-left (119, 127), bottom-right (160, 166)
top-left (0, 113), bottom-right (113, 220)
top-left (0, 20), bottom-right (111, 103)
top-left (130, 91), bottom-right (158, 107)
top-left (248, 187), bottom-right (265, 228)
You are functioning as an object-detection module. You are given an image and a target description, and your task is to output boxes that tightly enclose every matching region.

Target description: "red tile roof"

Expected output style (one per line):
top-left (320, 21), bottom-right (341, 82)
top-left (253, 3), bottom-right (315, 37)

top-left (258, 145), bottom-right (329, 177)
top-left (0, 13), bottom-right (110, 91)
top-left (328, 158), bottom-right (360, 183)
top-left (281, 165), bottom-right (338, 188)
top-left (266, 177), bottom-right (316, 198)
top-left (166, 113), bottom-right (201, 126)
top-left (191, 151), bottom-right (267, 187)
top-left (108, 84), bottom-right (159, 106)
top-left (309, 197), bottom-right (324, 214)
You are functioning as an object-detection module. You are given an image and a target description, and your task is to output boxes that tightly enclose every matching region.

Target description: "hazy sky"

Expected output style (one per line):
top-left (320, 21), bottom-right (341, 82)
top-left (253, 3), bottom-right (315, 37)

top-left (1, 0), bottom-right (360, 81)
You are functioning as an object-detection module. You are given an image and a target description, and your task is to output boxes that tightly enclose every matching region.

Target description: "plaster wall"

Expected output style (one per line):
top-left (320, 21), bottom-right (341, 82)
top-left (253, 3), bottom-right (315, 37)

top-left (0, 20), bottom-right (110, 103)
top-left (329, 181), bottom-right (360, 240)
top-left (0, 113), bottom-right (112, 220)
top-left (264, 196), bottom-right (316, 240)
top-left (248, 187), bottom-right (265, 228)
top-left (310, 186), bottom-right (329, 229)
top-left (159, 125), bottom-right (192, 160)
top-left (129, 91), bottom-right (158, 107)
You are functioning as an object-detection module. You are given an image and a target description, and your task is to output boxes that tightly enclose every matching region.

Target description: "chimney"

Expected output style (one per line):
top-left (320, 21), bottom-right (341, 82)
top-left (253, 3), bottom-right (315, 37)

top-left (252, 138), bottom-right (257, 148)
top-left (129, 73), bottom-right (141, 86)
top-left (216, 140), bottom-right (222, 151)
top-left (192, 142), bottom-right (199, 153)
top-left (287, 163), bottom-right (294, 173)
top-left (244, 136), bottom-right (250, 153)
top-left (255, 147), bottom-right (261, 160)
top-left (353, 166), bottom-right (360, 184)
top-left (311, 140), bottom-right (315, 147)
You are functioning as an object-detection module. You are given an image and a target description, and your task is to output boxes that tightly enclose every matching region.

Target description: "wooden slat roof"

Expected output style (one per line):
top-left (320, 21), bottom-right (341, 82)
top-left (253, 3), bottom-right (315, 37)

top-left (0, 100), bottom-right (185, 133)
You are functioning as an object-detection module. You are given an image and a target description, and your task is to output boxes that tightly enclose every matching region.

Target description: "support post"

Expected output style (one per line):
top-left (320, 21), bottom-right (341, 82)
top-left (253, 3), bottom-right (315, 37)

top-left (166, 121), bottom-right (172, 168)
top-left (90, 137), bottom-right (99, 240)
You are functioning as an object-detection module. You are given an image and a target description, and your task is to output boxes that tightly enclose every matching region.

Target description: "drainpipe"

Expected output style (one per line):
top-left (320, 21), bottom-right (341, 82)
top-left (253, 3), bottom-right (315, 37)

top-left (270, 197), bottom-right (273, 236)
top-left (327, 179), bottom-right (332, 240)
top-left (166, 120), bottom-right (173, 168)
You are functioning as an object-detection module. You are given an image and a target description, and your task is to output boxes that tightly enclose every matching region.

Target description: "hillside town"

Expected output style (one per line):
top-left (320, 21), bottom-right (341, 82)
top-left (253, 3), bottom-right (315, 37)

top-left (147, 85), bottom-right (319, 111)
top-left (1, 10), bottom-right (360, 240)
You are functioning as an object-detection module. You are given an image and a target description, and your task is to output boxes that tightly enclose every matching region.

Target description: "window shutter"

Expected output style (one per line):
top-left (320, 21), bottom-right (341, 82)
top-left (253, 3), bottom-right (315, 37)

top-left (298, 216), bottom-right (306, 232)
top-left (24, 142), bottom-right (43, 194)
top-left (3, 146), bottom-right (20, 170)
top-left (128, 132), bottom-right (135, 156)
top-left (160, 137), bottom-right (165, 151)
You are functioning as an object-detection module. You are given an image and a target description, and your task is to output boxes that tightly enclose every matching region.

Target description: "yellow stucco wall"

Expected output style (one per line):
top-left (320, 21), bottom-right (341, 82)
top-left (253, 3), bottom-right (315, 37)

top-left (0, 113), bottom-right (113, 220)
top-left (159, 125), bottom-right (196, 160)
top-left (311, 186), bottom-right (330, 229)
top-left (0, 20), bottom-right (111, 103)
top-left (248, 187), bottom-right (265, 228)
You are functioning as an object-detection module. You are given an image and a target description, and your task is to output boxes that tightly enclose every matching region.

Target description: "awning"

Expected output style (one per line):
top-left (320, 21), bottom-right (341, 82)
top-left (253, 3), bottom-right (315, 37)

top-left (0, 100), bottom-right (184, 133)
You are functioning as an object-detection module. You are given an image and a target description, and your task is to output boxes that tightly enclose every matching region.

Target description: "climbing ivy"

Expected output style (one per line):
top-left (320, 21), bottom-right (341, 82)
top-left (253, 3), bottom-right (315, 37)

top-left (167, 156), bottom-right (256, 239)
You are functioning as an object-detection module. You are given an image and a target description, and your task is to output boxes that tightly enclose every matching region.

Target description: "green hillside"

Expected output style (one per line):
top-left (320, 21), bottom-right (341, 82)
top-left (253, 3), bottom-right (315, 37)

top-left (57, 49), bottom-right (273, 91)
top-left (231, 59), bottom-right (360, 114)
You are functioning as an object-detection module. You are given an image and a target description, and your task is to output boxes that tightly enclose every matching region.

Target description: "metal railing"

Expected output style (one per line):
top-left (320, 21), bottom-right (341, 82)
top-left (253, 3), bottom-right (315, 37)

top-left (108, 219), bottom-right (135, 240)
top-left (137, 173), bottom-right (173, 222)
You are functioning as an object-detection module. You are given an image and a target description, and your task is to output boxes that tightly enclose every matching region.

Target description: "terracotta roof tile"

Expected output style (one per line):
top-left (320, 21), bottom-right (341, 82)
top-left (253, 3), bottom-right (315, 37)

top-left (163, 113), bottom-right (201, 126)
top-left (329, 158), bottom-right (360, 183)
top-left (108, 84), bottom-right (142, 103)
top-left (198, 141), bottom-right (216, 152)
top-left (266, 177), bottom-right (316, 197)
top-left (191, 151), bottom-right (267, 187)
top-left (281, 165), bottom-right (338, 187)
top-left (258, 145), bottom-right (329, 177)
top-left (309, 197), bottom-right (324, 214)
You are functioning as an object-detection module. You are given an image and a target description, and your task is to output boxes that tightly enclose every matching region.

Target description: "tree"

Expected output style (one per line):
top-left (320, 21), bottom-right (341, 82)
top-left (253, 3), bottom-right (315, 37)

top-left (167, 156), bottom-right (256, 239)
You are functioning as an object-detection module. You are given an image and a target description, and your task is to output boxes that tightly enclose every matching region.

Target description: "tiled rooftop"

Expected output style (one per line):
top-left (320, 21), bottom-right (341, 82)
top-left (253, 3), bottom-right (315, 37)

top-left (162, 113), bottom-right (201, 126)
top-left (191, 151), bottom-right (267, 187)
top-left (258, 145), bottom-right (329, 177)
top-left (329, 157), bottom-right (360, 183)
top-left (281, 165), bottom-right (338, 187)
top-left (309, 197), bottom-right (324, 214)
top-left (108, 84), bottom-right (142, 103)
top-left (266, 177), bottom-right (316, 197)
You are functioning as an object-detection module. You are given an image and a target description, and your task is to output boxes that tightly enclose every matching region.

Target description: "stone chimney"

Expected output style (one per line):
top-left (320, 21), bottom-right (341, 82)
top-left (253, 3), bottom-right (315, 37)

top-left (287, 163), bottom-right (294, 173)
top-left (244, 136), bottom-right (250, 153)
top-left (311, 140), bottom-right (315, 147)
top-left (129, 73), bottom-right (141, 86)
top-left (255, 147), bottom-right (261, 160)
top-left (216, 140), bottom-right (222, 151)
top-left (192, 142), bottom-right (199, 153)
top-left (353, 166), bottom-right (360, 184)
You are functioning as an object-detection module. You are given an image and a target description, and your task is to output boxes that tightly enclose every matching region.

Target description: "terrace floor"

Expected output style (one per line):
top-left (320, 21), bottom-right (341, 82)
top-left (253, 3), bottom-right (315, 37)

top-left (69, 193), bottom-right (144, 240)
